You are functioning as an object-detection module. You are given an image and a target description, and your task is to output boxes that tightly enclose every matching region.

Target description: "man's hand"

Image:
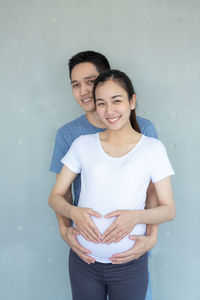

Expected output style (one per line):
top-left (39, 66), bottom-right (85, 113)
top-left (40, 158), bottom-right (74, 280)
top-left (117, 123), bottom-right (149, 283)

top-left (109, 225), bottom-right (158, 264)
top-left (70, 206), bottom-right (102, 243)
top-left (59, 222), bottom-right (95, 264)
top-left (101, 210), bottom-right (138, 244)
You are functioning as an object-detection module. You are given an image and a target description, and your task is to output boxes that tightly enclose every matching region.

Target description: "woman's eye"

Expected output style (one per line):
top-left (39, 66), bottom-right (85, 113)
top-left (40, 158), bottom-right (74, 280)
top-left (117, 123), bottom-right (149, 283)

top-left (114, 100), bottom-right (121, 104)
top-left (72, 84), bottom-right (79, 88)
top-left (97, 102), bottom-right (104, 106)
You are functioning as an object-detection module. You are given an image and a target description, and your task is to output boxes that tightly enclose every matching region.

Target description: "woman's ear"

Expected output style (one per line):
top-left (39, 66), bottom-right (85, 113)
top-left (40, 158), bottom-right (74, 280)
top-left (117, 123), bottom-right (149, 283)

top-left (130, 94), bottom-right (136, 110)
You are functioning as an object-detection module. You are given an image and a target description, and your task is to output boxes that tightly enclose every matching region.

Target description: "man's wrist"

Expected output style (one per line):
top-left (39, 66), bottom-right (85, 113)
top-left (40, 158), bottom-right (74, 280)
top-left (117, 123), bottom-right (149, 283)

top-left (146, 224), bottom-right (158, 248)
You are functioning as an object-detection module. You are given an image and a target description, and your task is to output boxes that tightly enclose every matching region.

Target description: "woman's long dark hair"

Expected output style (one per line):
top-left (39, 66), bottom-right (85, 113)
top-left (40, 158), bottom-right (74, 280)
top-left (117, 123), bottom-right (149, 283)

top-left (93, 69), bottom-right (140, 133)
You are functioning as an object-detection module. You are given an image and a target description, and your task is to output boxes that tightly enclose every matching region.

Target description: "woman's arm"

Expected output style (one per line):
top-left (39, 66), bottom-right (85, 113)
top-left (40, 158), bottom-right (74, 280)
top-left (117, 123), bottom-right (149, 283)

top-left (48, 165), bottom-right (102, 243)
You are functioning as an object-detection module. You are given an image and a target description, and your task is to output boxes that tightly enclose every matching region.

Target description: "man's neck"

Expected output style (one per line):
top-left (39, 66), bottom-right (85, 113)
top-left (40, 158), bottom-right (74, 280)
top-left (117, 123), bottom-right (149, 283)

top-left (86, 111), bottom-right (107, 129)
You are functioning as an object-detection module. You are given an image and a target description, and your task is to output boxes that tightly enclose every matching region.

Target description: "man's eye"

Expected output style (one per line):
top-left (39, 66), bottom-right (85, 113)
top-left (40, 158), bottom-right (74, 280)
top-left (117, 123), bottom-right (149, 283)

top-left (72, 84), bottom-right (79, 88)
top-left (114, 100), bottom-right (121, 103)
top-left (88, 80), bottom-right (95, 85)
top-left (97, 102), bottom-right (104, 106)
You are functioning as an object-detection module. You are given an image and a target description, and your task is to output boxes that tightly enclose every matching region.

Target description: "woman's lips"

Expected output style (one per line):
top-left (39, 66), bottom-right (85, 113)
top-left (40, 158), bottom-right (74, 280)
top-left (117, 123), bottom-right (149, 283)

top-left (106, 116), bottom-right (121, 124)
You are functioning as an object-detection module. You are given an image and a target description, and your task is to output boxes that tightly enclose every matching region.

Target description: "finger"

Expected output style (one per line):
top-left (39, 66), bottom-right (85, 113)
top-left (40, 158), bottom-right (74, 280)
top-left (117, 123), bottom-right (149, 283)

top-left (111, 256), bottom-right (133, 264)
top-left (75, 249), bottom-right (95, 264)
top-left (104, 210), bottom-right (121, 218)
top-left (113, 233), bottom-right (127, 243)
top-left (80, 225), bottom-right (100, 243)
top-left (102, 223), bottom-right (117, 240)
top-left (80, 229), bottom-right (98, 243)
top-left (88, 209), bottom-right (102, 218)
top-left (111, 248), bottom-right (134, 259)
top-left (73, 241), bottom-right (92, 254)
top-left (71, 228), bottom-right (80, 236)
top-left (129, 235), bottom-right (140, 241)
top-left (103, 230), bottom-right (123, 244)
top-left (88, 222), bottom-right (102, 240)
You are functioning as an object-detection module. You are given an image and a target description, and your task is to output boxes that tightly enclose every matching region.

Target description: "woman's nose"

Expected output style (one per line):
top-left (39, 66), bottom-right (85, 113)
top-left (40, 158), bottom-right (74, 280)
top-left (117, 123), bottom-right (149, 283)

top-left (106, 103), bottom-right (114, 115)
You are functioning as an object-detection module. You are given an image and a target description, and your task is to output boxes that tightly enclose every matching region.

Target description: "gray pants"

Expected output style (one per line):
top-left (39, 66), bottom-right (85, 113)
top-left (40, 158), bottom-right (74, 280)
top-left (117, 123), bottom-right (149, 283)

top-left (69, 250), bottom-right (148, 300)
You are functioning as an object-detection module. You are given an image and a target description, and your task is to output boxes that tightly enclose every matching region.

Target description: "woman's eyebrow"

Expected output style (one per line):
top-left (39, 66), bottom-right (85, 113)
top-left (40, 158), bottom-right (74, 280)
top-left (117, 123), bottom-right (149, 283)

top-left (111, 95), bottom-right (123, 99)
top-left (96, 95), bottom-right (123, 101)
top-left (96, 98), bottom-right (104, 102)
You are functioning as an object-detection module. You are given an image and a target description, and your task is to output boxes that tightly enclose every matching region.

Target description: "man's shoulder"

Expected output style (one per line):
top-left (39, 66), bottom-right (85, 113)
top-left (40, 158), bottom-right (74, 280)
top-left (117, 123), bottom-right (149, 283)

top-left (136, 116), bottom-right (157, 138)
top-left (136, 115), bottom-right (154, 127)
top-left (58, 114), bottom-right (86, 134)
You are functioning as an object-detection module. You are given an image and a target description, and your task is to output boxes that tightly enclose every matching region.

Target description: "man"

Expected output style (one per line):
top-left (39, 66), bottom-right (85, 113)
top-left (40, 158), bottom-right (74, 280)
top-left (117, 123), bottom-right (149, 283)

top-left (50, 50), bottom-right (158, 299)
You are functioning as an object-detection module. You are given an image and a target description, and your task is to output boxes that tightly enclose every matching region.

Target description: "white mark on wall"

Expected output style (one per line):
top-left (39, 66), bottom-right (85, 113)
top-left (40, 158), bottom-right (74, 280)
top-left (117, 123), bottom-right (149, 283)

top-left (14, 256), bottom-right (21, 262)
top-left (17, 225), bottom-right (23, 231)
top-left (166, 230), bottom-right (172, 237)
top-left (17, 138), bottom-right (24, 145)
top-left (170, 111), bottom-right (177, 118)
top-left (18, 15), bottom-right (24, 21)
top-left (168, 143), bottom-right (175, 151)
top-left (164, 261), bottom-right (171, 268)
top-left (19, 106), bottom-right (24, 113)
top-left (48, 226), bottom-right (54, 232)
top-left (176, 18), bottom-right (182, 27)
top-left (51, 108), bottom-right (57, 115)
top-left (51, 17), bottom-right (57, 24)
top-left (142, 18), bottom-right (149, 25)
top-left (137, 109), bottom-right (146, 116)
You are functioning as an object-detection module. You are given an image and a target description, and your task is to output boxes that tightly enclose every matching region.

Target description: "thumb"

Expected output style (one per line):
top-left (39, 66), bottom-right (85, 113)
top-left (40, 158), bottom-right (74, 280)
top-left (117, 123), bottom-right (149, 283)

top-left (129, 235), bottom-right (140, 241)
top-left (104, 210), bottom-right (121, 218)
top-left (88, 209), bottom-right (102, 218)
top-left (72, 228), bottom-right (80, 236)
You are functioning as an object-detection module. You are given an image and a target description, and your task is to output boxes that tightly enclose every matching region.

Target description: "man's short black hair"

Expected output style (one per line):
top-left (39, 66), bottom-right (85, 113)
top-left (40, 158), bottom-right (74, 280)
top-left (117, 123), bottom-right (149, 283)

top-left (68, 50), bottom-right (111, 79)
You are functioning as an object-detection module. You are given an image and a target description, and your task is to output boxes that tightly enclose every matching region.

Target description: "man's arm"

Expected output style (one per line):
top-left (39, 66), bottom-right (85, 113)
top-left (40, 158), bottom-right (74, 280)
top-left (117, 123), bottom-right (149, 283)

top-left (55, 174), bottom-right (95, 264)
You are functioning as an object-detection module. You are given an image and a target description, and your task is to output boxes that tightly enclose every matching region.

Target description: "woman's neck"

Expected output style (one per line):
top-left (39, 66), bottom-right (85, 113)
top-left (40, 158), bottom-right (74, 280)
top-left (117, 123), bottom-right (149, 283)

top-left (101, 123), bottom-right (141, 145)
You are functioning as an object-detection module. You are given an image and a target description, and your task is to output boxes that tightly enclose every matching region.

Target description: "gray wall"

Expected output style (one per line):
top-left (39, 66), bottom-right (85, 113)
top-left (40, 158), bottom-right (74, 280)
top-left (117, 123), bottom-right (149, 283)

top-left (1, 1), bottom-right (199, 299)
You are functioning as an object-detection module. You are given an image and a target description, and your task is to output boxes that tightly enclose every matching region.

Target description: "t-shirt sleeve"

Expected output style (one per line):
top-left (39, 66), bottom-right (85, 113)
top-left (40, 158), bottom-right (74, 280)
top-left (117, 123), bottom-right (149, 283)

top-left (61, 138), bottom-right (81, 174)
top-left (150, 141), bottom-right (175, 183)
top-left (50, 130), bottom-right (69, 173)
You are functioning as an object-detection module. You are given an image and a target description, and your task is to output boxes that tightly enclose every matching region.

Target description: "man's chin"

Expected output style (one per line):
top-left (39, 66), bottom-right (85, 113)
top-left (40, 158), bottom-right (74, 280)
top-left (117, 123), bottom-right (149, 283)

top-left (80, 103), bottom-right (96, 113)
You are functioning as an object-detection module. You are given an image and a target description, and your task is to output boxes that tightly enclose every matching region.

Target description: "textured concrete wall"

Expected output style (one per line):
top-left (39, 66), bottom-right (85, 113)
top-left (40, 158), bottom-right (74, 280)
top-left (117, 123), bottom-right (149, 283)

top-left (1, 1), bottom-right (199, 299)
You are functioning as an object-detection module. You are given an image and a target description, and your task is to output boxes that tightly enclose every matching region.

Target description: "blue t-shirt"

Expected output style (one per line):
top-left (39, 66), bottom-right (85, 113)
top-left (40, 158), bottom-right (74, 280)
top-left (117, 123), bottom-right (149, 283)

top-left (50, 114), bottom-right (157, 206)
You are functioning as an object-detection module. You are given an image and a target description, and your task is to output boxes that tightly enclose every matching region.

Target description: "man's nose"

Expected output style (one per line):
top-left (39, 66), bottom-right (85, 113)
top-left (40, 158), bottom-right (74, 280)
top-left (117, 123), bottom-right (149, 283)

top-left (80, 83), bottom-right (90, 96)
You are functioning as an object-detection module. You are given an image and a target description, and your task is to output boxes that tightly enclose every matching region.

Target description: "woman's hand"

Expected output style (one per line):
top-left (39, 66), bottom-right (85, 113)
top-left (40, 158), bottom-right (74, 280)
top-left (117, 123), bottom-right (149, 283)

top-left (101, 210), bottom-right (139, 244)
top-left (70, 206), bottom-right (102, 243)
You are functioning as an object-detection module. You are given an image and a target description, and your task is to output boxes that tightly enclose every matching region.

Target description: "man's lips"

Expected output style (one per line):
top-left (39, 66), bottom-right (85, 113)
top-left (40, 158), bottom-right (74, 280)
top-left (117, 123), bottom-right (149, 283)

top-left (106, 116), bottom-right (121, 124)
top-left (81, 97), bottom-right (93, 103)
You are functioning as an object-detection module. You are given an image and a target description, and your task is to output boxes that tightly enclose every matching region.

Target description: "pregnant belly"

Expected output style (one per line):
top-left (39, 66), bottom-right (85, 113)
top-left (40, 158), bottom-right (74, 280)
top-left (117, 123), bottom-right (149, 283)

top-left (76, 216), bottom-right (146, 263)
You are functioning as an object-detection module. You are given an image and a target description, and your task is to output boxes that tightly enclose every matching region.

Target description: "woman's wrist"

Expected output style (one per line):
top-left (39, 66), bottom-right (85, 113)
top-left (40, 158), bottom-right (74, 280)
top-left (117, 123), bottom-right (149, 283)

top-left (69, 205), bottom-right (77, 221)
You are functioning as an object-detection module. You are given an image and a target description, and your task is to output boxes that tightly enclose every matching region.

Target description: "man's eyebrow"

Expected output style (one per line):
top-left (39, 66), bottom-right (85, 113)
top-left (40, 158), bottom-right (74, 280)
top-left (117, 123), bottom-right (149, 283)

top-left (71, 75), bottom-right (97, 84)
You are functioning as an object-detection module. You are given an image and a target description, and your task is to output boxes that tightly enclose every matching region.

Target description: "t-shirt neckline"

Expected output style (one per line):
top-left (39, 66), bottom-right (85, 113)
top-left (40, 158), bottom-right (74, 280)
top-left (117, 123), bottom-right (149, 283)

top-left (96, 133), bottom-right (144, 159)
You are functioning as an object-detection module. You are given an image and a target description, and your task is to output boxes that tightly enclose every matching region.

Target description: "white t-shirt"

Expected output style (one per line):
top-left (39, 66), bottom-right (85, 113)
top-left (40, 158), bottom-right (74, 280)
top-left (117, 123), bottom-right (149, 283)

top-left (61, 133), bottom-right (174, 263)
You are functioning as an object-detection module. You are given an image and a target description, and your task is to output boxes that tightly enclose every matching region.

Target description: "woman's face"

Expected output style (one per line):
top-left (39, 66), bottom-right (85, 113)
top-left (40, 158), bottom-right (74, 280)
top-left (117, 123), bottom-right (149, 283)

top-left (95, 79), bottom-right (136, 131)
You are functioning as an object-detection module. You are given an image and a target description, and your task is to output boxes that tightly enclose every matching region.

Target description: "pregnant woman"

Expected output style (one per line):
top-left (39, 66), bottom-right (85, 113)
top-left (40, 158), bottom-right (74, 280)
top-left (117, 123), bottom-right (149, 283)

top-left (48, 69), bottom-right (175, 300)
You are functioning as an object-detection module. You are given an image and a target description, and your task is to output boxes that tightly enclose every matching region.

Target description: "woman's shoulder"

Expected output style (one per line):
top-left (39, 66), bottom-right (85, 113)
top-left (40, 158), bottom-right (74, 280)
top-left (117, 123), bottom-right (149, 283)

top-left (72, 133), bottom-right (98, 147)
top-left (141, 135), bottom-right (164, 150)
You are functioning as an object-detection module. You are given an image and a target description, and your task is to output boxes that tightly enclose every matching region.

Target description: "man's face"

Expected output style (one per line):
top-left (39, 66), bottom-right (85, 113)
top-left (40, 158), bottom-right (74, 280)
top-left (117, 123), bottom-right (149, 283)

top-left (71, 62), bottom-right (100, 112)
